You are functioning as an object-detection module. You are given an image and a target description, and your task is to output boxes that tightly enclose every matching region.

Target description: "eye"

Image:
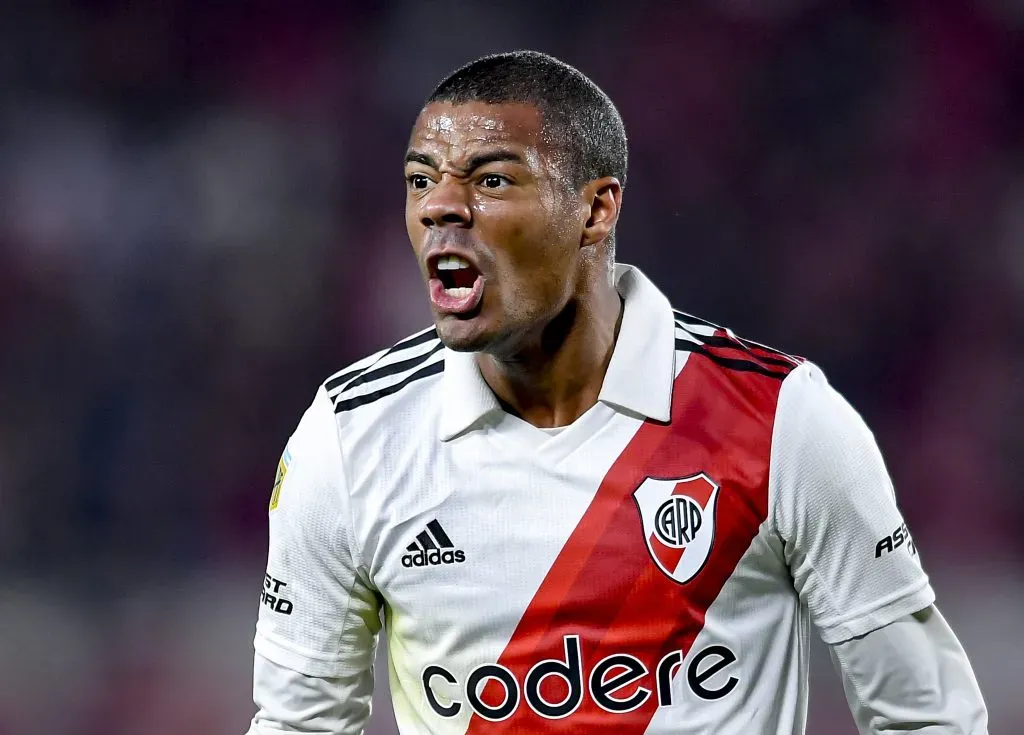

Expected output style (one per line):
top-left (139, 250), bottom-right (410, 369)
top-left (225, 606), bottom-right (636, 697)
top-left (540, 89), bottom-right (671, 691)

top-left (480, 174), bottom-right (509, 189)
top-left (407, 173), bottom-right (432, 190)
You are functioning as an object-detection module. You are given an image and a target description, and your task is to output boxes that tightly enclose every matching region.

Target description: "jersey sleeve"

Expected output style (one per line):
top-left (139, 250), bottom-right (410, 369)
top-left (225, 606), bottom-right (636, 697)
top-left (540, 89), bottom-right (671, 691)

top-left (770, 362), bottom-right (935, 644)
top-left (829, 606), bottom-right (988, 733)
top-left (247, 652), bottom-right (375, 735)
top-left (253, 385), bottom-right (381, 689)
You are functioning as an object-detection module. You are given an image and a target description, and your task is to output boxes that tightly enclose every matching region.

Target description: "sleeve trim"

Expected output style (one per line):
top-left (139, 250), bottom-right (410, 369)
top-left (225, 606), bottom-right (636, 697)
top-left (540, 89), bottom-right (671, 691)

top-left (254, 629), bottom-right (369, 678)
top-left (816, 578), bottom-right (936, 644)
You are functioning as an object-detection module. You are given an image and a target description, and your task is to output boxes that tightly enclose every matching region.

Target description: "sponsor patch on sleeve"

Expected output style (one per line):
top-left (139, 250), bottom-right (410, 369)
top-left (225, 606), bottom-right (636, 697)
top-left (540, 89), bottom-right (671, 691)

top-left (269, 448), bottom-right (292, 511)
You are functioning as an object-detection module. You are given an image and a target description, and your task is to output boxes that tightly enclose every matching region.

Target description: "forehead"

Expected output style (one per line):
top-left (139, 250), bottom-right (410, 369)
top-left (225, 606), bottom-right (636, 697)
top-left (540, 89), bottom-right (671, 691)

top-left (409, 101), bottom-right (548, 159)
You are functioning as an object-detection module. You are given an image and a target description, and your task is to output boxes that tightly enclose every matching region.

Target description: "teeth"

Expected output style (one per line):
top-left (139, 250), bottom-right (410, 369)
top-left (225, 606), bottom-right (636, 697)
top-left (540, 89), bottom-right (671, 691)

top-left (437, 255), bottom-right (471, 271)
top-left (444, 287), bottom-right (472, 298)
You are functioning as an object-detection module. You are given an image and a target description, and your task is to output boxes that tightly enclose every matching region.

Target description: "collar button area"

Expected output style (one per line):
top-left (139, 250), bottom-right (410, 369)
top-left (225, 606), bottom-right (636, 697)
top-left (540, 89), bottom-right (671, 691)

top-left (438, 264), bottom-right (676, 440)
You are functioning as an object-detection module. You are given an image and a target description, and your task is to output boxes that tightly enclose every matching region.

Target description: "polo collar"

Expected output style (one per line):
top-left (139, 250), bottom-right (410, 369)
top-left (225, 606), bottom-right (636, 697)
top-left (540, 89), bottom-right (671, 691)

top-left (438, 264), bottom-right (676, 441)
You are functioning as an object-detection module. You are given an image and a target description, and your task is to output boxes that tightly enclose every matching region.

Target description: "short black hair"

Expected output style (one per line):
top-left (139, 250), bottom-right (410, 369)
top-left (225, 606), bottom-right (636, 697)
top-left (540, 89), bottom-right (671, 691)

top-left (426, 50), bottom-right (627, 192)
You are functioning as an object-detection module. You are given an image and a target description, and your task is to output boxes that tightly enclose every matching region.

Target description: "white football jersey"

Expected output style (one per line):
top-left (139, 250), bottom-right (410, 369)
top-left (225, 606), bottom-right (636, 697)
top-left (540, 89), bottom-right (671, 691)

top-left (252, 265), bottom-right (934, 734)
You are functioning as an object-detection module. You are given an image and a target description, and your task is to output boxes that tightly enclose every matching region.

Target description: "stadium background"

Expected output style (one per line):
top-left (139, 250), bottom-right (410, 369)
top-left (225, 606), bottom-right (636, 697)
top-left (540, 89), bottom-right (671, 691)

top-left (1, 1), bottom-right (1022, 732)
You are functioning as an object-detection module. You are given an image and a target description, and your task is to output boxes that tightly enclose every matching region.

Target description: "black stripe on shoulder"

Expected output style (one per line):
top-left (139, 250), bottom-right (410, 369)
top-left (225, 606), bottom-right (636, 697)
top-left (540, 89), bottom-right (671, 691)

top-left (391, 327), bottom-right (440, 352)
top-left (672, 309), bottom-right (723, 331)
top-left (325, 362), bottom-right (375, 394)
top-left (695, 334), bottom-right (798, 370)
top-left (673, 314), bottom-right (801, 370)
top-left (325, 328), bottom-right (438, 394)
top-left (341, 341), bottom-right (444, 393)
top-left (674, 309), bottom-right (800, 363)
top-left (333, 360), bottom-right (444, 413)
top-left (675, 339), bottom-right (790, 380)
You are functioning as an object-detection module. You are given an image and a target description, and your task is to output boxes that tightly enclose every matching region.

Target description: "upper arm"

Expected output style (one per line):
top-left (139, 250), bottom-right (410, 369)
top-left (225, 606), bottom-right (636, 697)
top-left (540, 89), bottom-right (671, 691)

top-left (771, 363), bottom-right (935, 644)
top-left (251, 387), bottom-right (380, 730)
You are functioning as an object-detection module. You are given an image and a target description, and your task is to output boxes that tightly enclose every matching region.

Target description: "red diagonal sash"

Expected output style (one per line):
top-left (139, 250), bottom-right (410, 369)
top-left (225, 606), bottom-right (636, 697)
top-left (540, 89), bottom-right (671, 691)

top-left (465, 354), bottom-right (787, 733)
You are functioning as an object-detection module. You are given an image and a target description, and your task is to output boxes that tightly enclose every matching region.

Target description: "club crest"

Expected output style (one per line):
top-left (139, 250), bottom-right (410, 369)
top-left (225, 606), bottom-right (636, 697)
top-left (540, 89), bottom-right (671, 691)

top-left (633, 473), bottom-right (720, 584)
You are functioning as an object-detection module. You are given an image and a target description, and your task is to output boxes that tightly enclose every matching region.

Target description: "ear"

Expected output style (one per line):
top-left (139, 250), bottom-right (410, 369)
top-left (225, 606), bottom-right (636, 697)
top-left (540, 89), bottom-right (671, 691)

top-left (580, 177), bottom-right (622, 248)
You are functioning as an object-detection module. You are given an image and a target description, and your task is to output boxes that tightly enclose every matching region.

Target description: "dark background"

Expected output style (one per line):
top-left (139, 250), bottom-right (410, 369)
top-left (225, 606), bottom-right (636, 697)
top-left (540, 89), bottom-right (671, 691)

top-left (1, 1), bottom-right (1021, 732)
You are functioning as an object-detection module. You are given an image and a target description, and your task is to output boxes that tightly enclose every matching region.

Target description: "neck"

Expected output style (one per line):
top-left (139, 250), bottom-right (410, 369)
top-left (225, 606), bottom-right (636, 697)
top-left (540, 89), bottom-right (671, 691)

top-left (475, 267), bottom-right (623, 429)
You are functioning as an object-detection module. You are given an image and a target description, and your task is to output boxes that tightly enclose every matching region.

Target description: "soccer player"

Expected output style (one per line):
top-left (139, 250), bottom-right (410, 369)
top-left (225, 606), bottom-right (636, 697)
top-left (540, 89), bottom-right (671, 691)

top-left (246, 51), bottom-right (988, 734)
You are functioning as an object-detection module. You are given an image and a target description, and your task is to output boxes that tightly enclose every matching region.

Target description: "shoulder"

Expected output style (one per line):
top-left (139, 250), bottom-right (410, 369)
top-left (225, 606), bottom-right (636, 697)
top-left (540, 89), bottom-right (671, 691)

top-left (771, 359), bottom-right (881, 474)
top-left (321, 325), bottom-right (445, 417)
top-left (670, 308), bottom-right (809, 433)
top-left (671, 308), bottom-right (805, 382)
top-left (670, 310), bottom-right (856, 436)
top-left (275, 325), bottom-right (446, 518)
top-left (270, 384), bottom-right (347, 523)
top-left (768, 358), bottom-right (899, 538)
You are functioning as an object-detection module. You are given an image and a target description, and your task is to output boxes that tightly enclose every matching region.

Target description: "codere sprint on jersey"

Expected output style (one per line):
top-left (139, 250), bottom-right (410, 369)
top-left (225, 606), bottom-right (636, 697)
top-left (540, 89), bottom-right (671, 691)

top-left (421, 634), bottom-right (739, 721)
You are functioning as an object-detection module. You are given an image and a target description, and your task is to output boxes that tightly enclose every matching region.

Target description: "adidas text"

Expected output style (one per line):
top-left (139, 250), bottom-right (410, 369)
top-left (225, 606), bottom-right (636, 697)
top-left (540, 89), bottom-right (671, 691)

top-left (402, 548), bottom-right (466, 567)
top-left (403, 519), bottom-right (464, 567)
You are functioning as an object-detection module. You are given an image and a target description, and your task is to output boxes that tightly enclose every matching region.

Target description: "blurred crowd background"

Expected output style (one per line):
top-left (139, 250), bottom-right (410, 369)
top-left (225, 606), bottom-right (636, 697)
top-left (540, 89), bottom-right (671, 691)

top-left (1, 0), bottom-right (1022, 733)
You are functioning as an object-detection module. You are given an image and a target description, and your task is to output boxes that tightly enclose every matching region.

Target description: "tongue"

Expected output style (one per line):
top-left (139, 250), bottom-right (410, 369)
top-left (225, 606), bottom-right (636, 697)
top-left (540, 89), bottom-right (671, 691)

top-left (450, 267), bottom-right (478, 289)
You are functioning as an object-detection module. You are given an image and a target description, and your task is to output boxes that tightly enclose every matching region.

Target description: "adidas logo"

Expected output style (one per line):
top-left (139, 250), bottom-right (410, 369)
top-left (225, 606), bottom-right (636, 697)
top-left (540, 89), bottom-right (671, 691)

top-left (401, 519), bottom-right (466, 568)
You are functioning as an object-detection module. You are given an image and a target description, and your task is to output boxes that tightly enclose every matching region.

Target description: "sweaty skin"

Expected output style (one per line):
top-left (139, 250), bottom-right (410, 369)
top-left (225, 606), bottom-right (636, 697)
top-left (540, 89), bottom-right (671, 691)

top-left (405, 101), bottom-right (623, 428)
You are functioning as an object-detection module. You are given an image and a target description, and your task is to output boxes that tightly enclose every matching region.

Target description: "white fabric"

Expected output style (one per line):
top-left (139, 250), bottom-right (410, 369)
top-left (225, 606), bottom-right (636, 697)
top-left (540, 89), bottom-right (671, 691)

top-left (248, 652), bottom-right (374, 734)
top-left (246, 264), bottom-right (980, 734)
top-left (253, 387), bottom-right (381, 677)
top-left (771, 362), bottom-right (936, 644)
top-left (831, 606), bottom-right (988, 733)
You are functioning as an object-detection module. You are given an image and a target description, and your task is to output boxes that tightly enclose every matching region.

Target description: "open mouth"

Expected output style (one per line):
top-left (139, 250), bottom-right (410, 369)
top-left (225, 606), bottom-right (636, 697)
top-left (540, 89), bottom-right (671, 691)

top-left (429, 254), bottom-right (485, 314)
top-left (435, 254), bottom-right (480, 294)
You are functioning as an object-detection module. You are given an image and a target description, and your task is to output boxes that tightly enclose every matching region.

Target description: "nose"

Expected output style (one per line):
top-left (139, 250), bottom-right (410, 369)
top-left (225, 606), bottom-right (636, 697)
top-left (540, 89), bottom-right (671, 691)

top-left (419, 178), bottom-right (472, 228)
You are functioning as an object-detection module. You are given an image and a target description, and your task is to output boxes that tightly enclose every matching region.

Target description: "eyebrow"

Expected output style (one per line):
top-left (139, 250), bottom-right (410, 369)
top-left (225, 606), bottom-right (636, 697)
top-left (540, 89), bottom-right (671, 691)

top-left (404, 149), bottom-right (524, 174)
top-left (404, 151), bottom-right (439, 168)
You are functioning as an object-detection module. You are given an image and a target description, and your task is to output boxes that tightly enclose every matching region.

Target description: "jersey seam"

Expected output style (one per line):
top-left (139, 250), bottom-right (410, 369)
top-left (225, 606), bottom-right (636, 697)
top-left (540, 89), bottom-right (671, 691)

top-left (771, 362), bottom-right (871, 627)
top-left (324, 387), bottom-right (369, 580)
top-left (766, 362), bottom-right (812, 562)
top-left (311, 387), bottom-right (373, 674)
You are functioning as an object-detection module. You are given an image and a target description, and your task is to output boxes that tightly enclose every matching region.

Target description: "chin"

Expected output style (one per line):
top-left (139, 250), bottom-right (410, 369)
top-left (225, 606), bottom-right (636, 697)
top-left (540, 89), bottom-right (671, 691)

top-left (434, 327), bottom-right (489, 354)
top-left (434, 317), bottom-right (494, 353)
